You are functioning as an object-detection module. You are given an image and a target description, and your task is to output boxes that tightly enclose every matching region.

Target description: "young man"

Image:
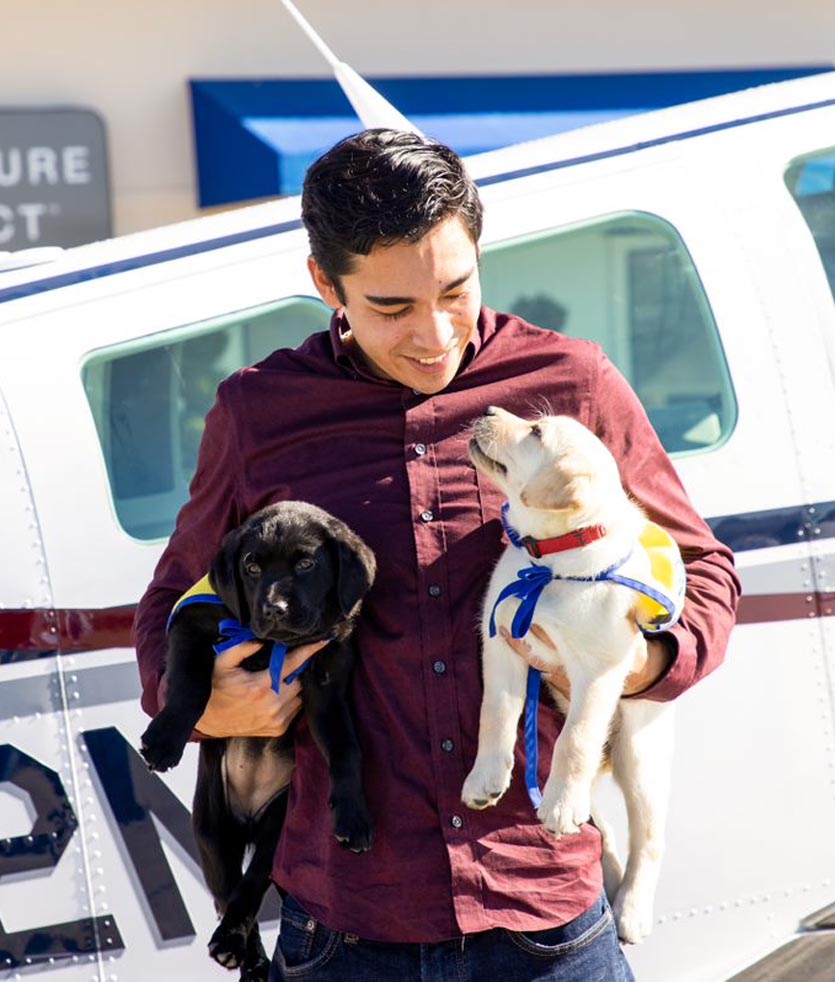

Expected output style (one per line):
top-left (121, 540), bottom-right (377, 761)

top-left (134, 129), bottom-right (739, 981)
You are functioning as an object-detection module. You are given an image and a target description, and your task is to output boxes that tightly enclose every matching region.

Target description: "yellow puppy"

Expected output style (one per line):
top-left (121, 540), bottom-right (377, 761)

top-left (462, 407), bottom-right (682, 944)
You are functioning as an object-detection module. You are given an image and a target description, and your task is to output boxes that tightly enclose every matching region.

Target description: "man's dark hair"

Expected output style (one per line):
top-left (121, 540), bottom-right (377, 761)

top-left (301, 128), bottom-right (483, 302)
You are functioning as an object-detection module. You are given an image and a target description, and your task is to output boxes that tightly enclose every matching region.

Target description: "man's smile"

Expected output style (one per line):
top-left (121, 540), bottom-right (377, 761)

top-left (408, 346), bottom-right (457, 367)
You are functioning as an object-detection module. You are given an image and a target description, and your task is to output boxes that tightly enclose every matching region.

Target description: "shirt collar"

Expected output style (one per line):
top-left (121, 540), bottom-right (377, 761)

top-left (329, 308), bottom-right (490, 388)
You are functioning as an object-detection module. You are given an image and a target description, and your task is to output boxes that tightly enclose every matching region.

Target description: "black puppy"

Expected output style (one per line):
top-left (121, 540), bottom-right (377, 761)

top-left (139, 501), bottom-right (376, 982)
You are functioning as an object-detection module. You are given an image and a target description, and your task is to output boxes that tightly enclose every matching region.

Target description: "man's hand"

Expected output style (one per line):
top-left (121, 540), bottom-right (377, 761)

top-left (622, 638), bottom-right (674, 696)
top-left (195, 639), bottom-right (327, 738)
top-left (498, 625), bottom-right (672, 698)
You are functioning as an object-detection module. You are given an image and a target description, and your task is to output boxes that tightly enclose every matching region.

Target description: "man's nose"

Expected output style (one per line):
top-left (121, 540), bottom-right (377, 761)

top-left (412, 307), bottom-right (455, 351)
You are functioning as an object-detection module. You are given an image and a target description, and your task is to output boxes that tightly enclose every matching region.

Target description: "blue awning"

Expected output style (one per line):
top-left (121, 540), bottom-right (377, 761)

top-left (239, 109), bottom-right (640, 197)
top-left (189, 68), bottom-right (829, 207)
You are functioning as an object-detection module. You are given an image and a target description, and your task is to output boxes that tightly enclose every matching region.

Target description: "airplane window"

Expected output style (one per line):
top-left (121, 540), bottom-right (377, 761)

top-left (480, 213), bottom-right (737, 455)
top-left (786, 148), bottom-right (835, 303)
top-left (81, 296), bottom-right (331, 541)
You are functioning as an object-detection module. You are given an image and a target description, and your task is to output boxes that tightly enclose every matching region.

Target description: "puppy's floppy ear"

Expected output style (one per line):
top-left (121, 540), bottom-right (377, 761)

top-left (209, 528), bottom-right (250, 624)
top-left (333, 537), bottom-right (376, 616)
top-left (521, 465), bottom-right (590, 513)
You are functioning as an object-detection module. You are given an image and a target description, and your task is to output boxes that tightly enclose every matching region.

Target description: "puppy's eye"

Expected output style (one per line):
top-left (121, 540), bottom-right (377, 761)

top-left (530, 424), bottom-right (543, 439)
top-left (243, 554), bottom-right (261, 576)
top-left (295, 557), bottom-right (317, 573)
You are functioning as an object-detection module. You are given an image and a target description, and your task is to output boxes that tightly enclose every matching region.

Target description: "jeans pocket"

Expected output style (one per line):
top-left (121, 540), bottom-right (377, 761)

top-left (276, 895), bottom-right (340, 977)
top-left (507, 899), bottom-right (614, 958)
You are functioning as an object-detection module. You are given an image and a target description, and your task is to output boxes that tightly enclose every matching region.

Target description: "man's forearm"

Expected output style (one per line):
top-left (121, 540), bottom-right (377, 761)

top-left (133, 584), bottom-right (178, 718)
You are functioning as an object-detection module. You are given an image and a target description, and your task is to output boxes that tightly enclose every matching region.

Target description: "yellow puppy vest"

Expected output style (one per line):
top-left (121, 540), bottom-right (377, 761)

top-left (613, 522), bottom-right (686, 632)
top-left (166, 574), bottom-right (222, 631)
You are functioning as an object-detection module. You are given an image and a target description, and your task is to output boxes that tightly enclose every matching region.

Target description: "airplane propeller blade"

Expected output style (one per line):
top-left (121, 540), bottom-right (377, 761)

top-left (279, 0), bottom-right (423, 136)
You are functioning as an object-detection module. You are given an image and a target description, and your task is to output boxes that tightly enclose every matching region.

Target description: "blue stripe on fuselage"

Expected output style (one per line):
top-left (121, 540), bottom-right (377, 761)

top-left (0, 219), bottom-right (302, 306)
top-left (477, 95), bottom-right (835, 186)
top-left (708, 501), bottom-right (835, 553)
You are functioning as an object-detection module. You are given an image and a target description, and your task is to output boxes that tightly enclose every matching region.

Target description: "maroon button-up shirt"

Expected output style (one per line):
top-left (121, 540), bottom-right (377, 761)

top-left (134, 308), bottom-right (739, 943)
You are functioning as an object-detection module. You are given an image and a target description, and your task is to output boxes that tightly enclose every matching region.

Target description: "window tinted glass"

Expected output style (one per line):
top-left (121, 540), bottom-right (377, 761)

top-left (786, 148), bottom-right (835, 301)
top-left (480, 212), bottom-right (736, 455)
top-left (82, 296), bottom-right (330, 540)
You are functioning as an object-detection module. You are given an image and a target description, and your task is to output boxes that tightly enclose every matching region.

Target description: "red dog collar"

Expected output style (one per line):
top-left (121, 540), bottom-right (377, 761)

top-left (519, 525), bottom-right (607, 558)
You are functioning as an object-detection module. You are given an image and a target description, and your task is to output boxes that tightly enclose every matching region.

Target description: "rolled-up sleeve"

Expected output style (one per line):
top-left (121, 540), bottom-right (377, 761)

top-left (133, 383), bottom-right (243, 718)
top-left (590, 352), bottom-right (740, 701)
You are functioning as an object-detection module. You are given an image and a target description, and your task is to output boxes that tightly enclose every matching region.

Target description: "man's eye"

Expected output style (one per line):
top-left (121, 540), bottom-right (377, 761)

top-left (295, 557), bottom-right (316, 573)
top-left (243, 554), bottom-right (261, 576)
top-left (380, 308), bottom-right (409, 322)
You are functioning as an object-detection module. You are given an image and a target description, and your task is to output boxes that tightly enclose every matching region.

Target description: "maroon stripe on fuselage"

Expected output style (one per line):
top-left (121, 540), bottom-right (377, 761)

top-left (0, 607), bottom-right (135, 651)
top-left (735, 593), bottom-right (824, 624)
top-left (0, 592), bottom-right (830, 653)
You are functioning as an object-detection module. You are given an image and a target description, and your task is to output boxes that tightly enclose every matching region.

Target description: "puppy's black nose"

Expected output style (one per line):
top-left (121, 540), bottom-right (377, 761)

top-left (262, 599), bottom-right (289, 624)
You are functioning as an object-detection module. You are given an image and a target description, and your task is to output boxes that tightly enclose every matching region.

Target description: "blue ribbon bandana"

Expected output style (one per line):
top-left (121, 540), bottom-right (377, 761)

top-left (488, 565), bottom-right (554, 641)
top-left (167, 575), bottom-right (310, 695)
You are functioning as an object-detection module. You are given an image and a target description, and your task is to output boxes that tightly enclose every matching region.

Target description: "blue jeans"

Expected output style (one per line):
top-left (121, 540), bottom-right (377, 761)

top-left (268, 893), bottom-right (636, 981)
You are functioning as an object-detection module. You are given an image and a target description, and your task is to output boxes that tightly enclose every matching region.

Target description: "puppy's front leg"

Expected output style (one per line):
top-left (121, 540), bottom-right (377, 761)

top-left (304, 640), bottom-right (373, 853)
top-left (539, 662), bottom-right (629, 836)
top-left (140, 617), bottom-right (217, 772)
top-left (462, 629), bottom-right (528, 809)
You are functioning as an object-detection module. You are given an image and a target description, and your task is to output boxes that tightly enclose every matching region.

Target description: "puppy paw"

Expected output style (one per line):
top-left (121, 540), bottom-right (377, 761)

top-left (208, 919), bottom-right (248, 970)
top-left (138, 714), bottom-right (189, 773)
top-left (537, 787), bottom-right (591, 837)
top-left (241, 929), bottom-right (270, 982)
top-left (241, 959), bottom-right (270, 982)
top-left (331, 796), bottom-right (374, 853)
top-left (613, 888), bottom-right (654, 945)
top-left (461, 755), bottom-right (513, 809)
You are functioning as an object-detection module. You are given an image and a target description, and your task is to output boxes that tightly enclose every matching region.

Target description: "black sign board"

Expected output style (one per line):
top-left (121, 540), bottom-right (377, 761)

top-left (0, 108), bottom-right (111, 249)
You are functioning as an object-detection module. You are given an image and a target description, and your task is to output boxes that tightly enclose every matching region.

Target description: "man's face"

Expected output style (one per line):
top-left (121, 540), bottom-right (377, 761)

top-left (308, 216), bottom-right (482, 394)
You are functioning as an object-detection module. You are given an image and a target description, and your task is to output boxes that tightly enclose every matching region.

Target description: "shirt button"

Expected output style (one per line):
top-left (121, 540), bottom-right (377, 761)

top-left (415, 443), bottom-right (427, 456)
top-left (433, 660), bottom-right (446, 674)
top-left (451, 815), bottom-right (463, 829)
top-left (420, 510), bottom-right (434, 523)
top-left (441, 739), bottom-right (454, 752)
top-left (428, 584), bottom-right (442, 598)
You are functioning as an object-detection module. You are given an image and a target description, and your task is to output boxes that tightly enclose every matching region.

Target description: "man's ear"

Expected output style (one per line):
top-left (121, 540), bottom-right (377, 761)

top-left (307, 256), bottom-right (342, 310)
top-left (209, 529), bottom-right (250, 624)
top-left (333, 537), bottom-right (376, 617)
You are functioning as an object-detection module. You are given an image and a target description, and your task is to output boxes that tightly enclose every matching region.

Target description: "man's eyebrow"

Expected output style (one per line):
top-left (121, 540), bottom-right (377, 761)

top-left (364, 268), bottom-right (475, 306)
